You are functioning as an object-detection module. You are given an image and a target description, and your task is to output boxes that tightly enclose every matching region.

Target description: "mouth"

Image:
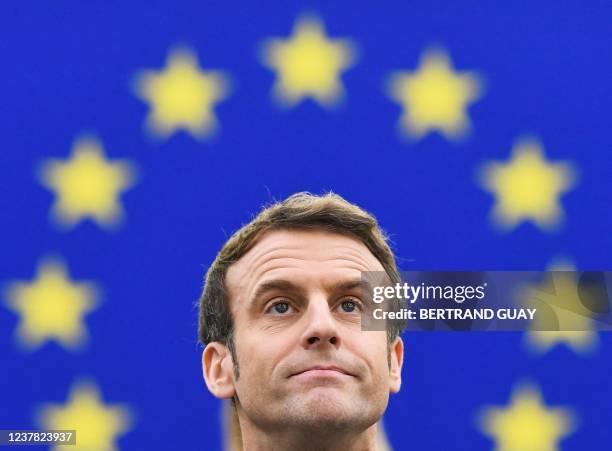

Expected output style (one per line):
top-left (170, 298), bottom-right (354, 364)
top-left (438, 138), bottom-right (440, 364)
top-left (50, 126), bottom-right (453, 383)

top-left (290, 365), bottom-right (355, 378)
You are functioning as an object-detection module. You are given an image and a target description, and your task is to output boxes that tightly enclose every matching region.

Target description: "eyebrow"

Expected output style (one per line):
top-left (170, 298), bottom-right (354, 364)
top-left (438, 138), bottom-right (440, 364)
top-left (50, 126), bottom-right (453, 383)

top-left (250, 278), bottom-right (375, 306)
top-left (331, 279), bottom-right (374, 294)
top-left (250, 279), bottom-right (304, 306)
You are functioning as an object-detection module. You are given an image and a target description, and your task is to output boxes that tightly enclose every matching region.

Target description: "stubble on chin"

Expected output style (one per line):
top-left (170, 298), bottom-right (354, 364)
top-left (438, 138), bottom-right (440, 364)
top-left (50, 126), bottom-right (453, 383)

top-left (273, 388), bottom-right (383, 433)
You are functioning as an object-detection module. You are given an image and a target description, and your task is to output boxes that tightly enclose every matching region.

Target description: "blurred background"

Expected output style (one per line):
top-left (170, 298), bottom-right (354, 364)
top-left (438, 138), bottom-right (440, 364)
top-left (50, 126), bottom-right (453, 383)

top-left (1, 1), bottom-right (611, 449)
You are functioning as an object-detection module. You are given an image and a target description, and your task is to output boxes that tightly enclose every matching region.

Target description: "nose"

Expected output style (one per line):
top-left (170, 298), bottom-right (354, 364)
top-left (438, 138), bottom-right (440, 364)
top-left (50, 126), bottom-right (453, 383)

top-left (300, 295), bottom-right (341, 350)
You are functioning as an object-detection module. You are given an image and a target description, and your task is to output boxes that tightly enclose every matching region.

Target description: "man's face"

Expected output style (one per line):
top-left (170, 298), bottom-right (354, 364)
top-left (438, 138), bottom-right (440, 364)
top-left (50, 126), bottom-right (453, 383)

top-left (221, 229), bottom-right (403, 432)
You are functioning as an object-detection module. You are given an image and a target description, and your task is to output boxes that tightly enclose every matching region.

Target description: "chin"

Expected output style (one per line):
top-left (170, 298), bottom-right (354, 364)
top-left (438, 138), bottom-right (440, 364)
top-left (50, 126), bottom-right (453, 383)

top-left (286, 391), bottom-right (377, 431)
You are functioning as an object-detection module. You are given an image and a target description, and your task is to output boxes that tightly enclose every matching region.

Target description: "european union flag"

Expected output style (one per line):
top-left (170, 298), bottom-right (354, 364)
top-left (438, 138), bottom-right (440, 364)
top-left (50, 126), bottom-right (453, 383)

top-left (1, 1), bottom-right (611, 449)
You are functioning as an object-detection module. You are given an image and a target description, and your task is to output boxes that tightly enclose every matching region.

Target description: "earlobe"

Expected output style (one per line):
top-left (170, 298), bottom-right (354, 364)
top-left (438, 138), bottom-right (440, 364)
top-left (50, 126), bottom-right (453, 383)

top-left (389, 337), bottom-right (404, 394)
top-left (202, 342), bottom-right (236, 399)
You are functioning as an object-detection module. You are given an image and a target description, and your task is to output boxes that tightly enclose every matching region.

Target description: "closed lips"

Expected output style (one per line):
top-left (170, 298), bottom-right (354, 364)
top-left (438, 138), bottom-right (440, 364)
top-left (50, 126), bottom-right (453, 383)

top-left (290, 365), bottom-right (354, 377)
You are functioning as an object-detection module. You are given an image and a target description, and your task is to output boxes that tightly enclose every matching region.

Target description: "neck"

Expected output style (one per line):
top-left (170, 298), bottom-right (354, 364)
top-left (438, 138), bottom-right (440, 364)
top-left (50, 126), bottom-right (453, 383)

top-left (235, 414), bottom-right (380, 451)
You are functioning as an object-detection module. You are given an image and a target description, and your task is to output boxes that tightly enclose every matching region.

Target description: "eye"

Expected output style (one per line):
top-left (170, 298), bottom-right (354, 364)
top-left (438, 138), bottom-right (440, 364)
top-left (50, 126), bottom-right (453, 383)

top-left (337, 298), bottom-right (362, 313)
top-left (267, 301), bottom-right (294, 315)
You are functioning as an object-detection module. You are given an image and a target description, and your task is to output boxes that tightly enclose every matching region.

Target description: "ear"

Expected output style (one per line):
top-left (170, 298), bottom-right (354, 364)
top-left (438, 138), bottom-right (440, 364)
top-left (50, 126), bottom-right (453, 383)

top-left (202, 342), bottom-right (236, 399)
top-left (388, 336), bottom-right (404, 393)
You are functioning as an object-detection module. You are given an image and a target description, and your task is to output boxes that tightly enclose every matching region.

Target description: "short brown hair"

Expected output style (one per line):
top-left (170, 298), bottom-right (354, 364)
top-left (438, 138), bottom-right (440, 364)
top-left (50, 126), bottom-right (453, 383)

top-left (198, 192), bottom-right (405, 351)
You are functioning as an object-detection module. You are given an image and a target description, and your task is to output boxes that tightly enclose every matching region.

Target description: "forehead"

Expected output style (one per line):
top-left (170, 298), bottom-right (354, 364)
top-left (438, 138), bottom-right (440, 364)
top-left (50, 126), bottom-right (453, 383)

top-left (225, 228), bottom-right (385, 304)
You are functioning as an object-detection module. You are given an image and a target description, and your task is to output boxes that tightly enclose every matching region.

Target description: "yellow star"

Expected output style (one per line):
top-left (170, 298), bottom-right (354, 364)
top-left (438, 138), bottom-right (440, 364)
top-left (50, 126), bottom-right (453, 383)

top-left (261, 14), bottom-right (357, 107)
top-left (477, 383), bottom-right (576, 451)
top-left (479, 138), bottom-right (577, 231)
top-left (386, 48), bottom-right (483, 140)
top-left (38, 380), bottom-right (132, 451)
top-left (4, 258), bottom-right (98, 351)
top-left (527, 330), bottom-right (597, 354)
top-left (134, 47), bottom-right (230, 139)
top-left (40, 136), bottom-right (136, 228)
top-left (523, 260), bottom-right (599, 354)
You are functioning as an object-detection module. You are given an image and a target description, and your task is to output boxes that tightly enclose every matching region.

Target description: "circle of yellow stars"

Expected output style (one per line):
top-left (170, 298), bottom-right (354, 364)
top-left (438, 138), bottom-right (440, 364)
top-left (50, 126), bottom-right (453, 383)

top-left (1, 10), bottom-right (597, 451)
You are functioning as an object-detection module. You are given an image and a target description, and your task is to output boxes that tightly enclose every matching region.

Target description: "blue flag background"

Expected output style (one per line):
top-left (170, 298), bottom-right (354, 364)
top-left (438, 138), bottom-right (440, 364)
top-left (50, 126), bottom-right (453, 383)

top-left (1, 1), bottom-right (612, 449)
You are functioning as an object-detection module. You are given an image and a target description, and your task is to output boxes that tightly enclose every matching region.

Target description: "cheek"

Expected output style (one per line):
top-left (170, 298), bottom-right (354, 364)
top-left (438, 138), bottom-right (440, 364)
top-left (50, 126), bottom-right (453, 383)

top-left (232, 333), bottom-right (301, 409)
top-left (234, 329), bottom-right (294, 380)
top-left (352, 333), bottom-right (390, 379)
